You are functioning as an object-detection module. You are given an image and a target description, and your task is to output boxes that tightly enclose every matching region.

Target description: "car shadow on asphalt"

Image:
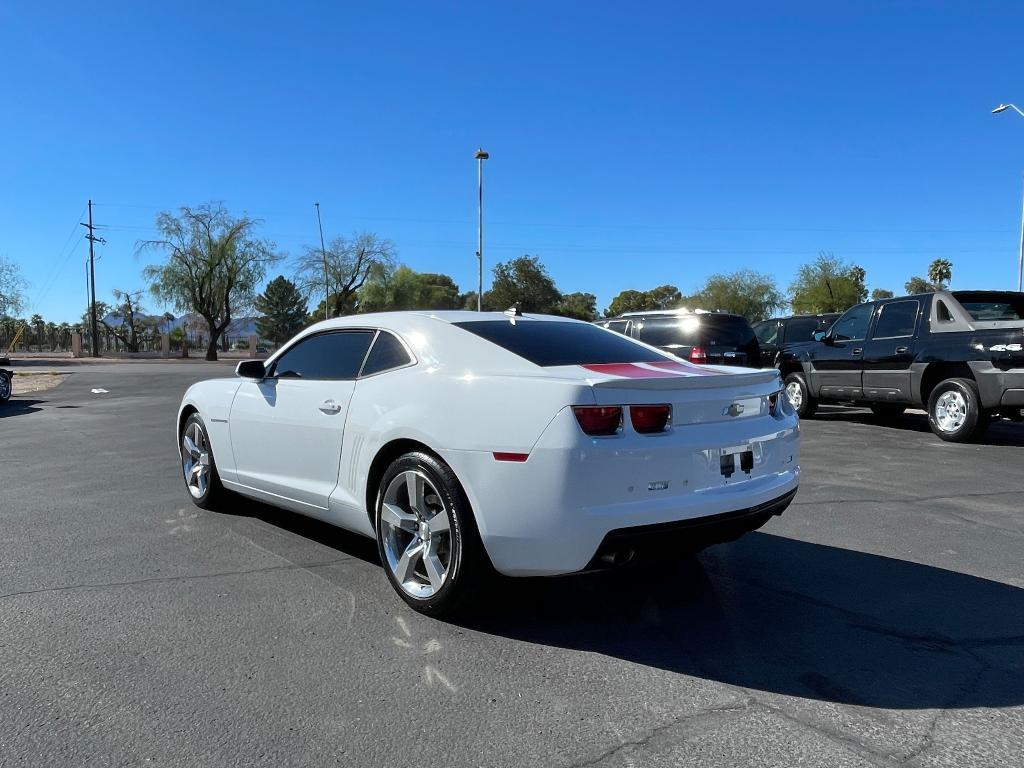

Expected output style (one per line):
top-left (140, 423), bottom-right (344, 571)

top-left (457, 531), bottom-right (1024, 710)
top-left (810, 407), bottom-right (1024, 446)
top-left (0, 398), bottom-right (45, 418)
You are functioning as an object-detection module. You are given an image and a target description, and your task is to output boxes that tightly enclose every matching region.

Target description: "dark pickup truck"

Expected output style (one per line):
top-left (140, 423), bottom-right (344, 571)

top-left (779, 290), bottom-right (1024, 441)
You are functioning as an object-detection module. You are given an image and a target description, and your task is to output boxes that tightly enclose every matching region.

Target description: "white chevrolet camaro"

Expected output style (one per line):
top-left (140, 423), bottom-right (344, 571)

top-left (177, 311), bottom-right (800, 615)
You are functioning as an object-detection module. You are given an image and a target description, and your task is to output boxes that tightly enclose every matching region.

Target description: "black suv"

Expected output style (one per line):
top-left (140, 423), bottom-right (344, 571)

top-left (778, 290), bottom-right (1024, 441)
top-left (597, 310), bottom-right (760, 366)
top-left (752, 313), bottom-right (840, 368)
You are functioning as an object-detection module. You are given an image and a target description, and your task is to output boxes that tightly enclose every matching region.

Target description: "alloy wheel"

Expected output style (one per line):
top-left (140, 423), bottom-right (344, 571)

top-left (182, 421), bottom-right (211, 499)
top-left (0, 373), bottom-right (10, 401)
top-left (380, 470), bottom-right (455, 599)
top-left (935, 390), bottom-right (967, 433)
top-left (785, 381), bottom-right (803, 410)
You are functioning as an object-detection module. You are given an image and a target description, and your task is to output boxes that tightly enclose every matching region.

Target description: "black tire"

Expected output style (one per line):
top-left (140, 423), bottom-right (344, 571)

top-left (180, 413), bottom-right (227, 509)
top-left (926, 378), bottom-right (990, 443)
top-left (869, 404), bottom-right (906, 420)
top-left (784, 372), bottom-right (817, 418)
top-left (375, 451), bottom-right (490, 617)
top-left (0, 371), bottom-right (11, 403)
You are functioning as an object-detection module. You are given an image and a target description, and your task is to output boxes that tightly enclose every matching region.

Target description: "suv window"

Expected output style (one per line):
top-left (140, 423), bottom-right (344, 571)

top-left (272, 331), bottom-right (374, 379)
top-left (872, 300), bottom-right (919, 338)
top-left (830, 304), bottom-right (873, 342)
top-left (638, 315), bottom-right (755, 348)
top-left (785, 317), bottom-right (827, 343)
top-left (602, 319), bottom-right (631, 336)
top-left (360, 331), bottom-right (413, 376)
top-left (952, 291), bottom-right (1024, 321)
top-left (753, 321), bottom-right (778, 346)
top-left (454, 320), bottom-right (670, 367)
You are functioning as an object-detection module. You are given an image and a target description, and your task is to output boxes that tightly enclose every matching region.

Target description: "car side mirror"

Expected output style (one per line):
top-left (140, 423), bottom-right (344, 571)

top-left (236, 359), bottom-right (266, 380)
top-left (812, 330), bottom-right (827, 343)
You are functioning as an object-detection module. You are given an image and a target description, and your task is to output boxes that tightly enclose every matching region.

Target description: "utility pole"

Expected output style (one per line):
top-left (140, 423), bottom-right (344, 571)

top-left (315, 202), bottom-right (330, 320)
top-left (475, 148), bottom-right (489, 311)
top-left (81, 200), bottom-right (105, 357)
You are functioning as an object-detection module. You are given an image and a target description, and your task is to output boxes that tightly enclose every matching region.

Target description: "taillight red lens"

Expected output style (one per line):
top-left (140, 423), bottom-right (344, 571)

top-left (630, 404), bottom-right (672, 433)
top-left (573, 406), bottom-right (622, 436)
top-left (689, 346), bottom-right (708, 363)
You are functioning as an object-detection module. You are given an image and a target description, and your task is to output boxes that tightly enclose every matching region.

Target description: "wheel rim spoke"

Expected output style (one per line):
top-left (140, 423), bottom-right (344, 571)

top-left (381, 503), bottom-right (418, 533)
top-left (427, 509), bottom-right (451, 536)
top-left (395, 539), bottom-right (425, 584)
top-left (405, 472), bottom-right (424, 513)
top-left (423, 549), bottom-right (446, 590)
top-left (182, 422), bottom-right (212, 499)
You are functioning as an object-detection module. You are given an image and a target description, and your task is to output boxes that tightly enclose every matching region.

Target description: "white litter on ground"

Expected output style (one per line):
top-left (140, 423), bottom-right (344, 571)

top-left (90, 388), bottom-right (109, 394)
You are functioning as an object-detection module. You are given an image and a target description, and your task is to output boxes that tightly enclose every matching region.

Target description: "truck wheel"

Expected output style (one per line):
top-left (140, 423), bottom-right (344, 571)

top-left (0, 370), bottom-right (11, 403)
top-left (784, 373), bottom-right (817, 418)
top-left (927, 378), bottom-right (990, 442)
top-left (869, 404), bottom-right (905, 420)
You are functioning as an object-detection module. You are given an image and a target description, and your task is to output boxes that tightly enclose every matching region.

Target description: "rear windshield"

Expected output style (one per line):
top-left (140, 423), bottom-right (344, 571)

top-left (453, 320), bottom-right (671, 367)
top-left (639, 315), bottom-right (755, 347)
top-left (953, 292), bottom-right (1024, 321)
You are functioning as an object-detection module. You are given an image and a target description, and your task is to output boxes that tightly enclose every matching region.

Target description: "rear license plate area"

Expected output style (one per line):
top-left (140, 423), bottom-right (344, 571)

top-left (720, 450), bottom-right (755, 478)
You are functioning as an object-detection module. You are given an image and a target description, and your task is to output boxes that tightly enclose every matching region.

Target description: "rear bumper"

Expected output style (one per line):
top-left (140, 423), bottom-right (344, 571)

top-left (585, 488), bottom-right (796, 569)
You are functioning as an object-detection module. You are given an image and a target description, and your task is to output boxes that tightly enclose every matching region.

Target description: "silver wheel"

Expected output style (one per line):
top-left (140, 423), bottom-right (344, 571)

top-left (181, 421), bottom-right (211, 499)
top-left (0, 372), bottom-right (10, 401)
top-left (379, 470), bottom-right (455, 599)
top-left (935, 390), bottom-right (967, 433)
top-left (785, 380), bottom-right (803, 410)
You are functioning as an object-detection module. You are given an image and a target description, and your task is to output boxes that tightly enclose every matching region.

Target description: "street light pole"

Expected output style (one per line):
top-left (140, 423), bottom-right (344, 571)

top-left (991, 104), bottom-right (1024, 291)
top-left (474, 148), bottom-right (489, 311)
top-left (315, 202), bottom-right (330, 319)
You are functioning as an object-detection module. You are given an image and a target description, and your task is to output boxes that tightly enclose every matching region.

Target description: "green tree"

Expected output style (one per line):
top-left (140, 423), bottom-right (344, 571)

top-left (604, 285), bottom-right (683, 317)
top-left (0, 256), bottom-right (27, 316)
top-left (555, 292), bottom-right (598, 321)
top-left (904, 276), bottom-right (932, 294)
top-left (687, 270), bottom-right (783, 322)
top-left (484, 255), bottom-right (562, 313)
top-left (295, 232), bottom-right (396, 319)
top-left (928, 258), bottom-right (952, 290)
top-left (140, 204), bottom-right (280, 361)
top-left (871, 288), bottom-right (894, 300)
top-left (789, 252), bottom-right (868, 313)
top-left (358, 266), bottom-right (460, 313)
top-left (605, 289), bottom-right (649, 317)
top-left (255, 275), bottom-right (307, 344)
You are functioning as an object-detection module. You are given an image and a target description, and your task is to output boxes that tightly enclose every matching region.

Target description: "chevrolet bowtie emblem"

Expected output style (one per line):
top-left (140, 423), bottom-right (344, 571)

top-left (726, 403), bottom-right (745, 417)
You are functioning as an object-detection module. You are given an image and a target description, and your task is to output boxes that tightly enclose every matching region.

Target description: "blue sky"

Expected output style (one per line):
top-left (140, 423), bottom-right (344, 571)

top-left (3, 1), bottom-right (1024, 322)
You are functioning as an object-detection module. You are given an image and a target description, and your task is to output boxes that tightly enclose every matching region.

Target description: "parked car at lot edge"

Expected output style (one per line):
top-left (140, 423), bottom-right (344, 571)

top-left (178, 311), bottom-right (800, 616)
top-left (0, 356), bottom-right (11, 403)
top-left (779, 290), bottom-right (1024, 441)
top-left (753, 313), bottom-right (840, 368)
top-left (597, 309), bottom-right (761, 367)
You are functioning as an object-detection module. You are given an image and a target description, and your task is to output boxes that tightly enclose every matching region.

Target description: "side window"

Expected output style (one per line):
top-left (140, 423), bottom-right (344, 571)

top-left (936, 300), bottom-right (954, 322)
top-left (603, 320), bottom-right (630, 336)
top-left (360, 331), bottom-right (413, 376)
top-left (830, 304), bottom-right (873, 342)
top-left (272, 331), bottom-right (374, 380)
top-left (872, 300), bottom-right (919, 339)
top-left (754, 322), bottom-right (779, 346)
top-left (782, 318), bottom-right (820, 343)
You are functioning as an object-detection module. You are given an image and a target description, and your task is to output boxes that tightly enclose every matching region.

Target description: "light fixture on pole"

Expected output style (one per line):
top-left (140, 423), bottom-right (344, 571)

top-left (315, 202), bottom-right (330, 319)
top-left (474, 148), bottom-right (489, 311)
top-left (992, 103), bottom-right (1024, 291)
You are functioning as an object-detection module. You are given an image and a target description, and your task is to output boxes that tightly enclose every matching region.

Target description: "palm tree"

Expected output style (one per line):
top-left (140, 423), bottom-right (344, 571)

top-left (928, 259), bottom-right (953, 291)
top-left (30, 313), bottom-right (44, 352)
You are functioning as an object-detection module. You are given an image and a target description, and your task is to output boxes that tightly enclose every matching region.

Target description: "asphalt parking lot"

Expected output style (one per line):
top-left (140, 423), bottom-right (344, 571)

top-left (2, 362), bottom-right (1023, 767)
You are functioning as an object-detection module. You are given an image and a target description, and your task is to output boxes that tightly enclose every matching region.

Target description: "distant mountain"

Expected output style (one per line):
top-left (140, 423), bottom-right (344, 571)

top-left (100, 312), bottom-right (261, 337)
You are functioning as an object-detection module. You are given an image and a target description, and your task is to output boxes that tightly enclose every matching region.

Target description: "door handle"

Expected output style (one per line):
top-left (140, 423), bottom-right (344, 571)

top-left (319, 399), bottom-right (342, 414)
top-left (895, 346), bottom-right (909, 354)
top-left (851, 348), bottom-right (863, 356)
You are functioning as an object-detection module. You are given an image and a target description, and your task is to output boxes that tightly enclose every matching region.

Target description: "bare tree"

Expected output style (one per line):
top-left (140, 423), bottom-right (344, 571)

top-left (294, 232), bottom-right (396, 318)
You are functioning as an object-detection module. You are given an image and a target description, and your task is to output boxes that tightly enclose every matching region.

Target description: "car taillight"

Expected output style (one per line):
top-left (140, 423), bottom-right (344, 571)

top-left (767, 391), bottom-right (781, 416)
top-left (689, 346), bottom-right (708, 363)
top-left (573, 406), bottom-right (622, 436)
top-left (630, 404), bottom-right (672, 434)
